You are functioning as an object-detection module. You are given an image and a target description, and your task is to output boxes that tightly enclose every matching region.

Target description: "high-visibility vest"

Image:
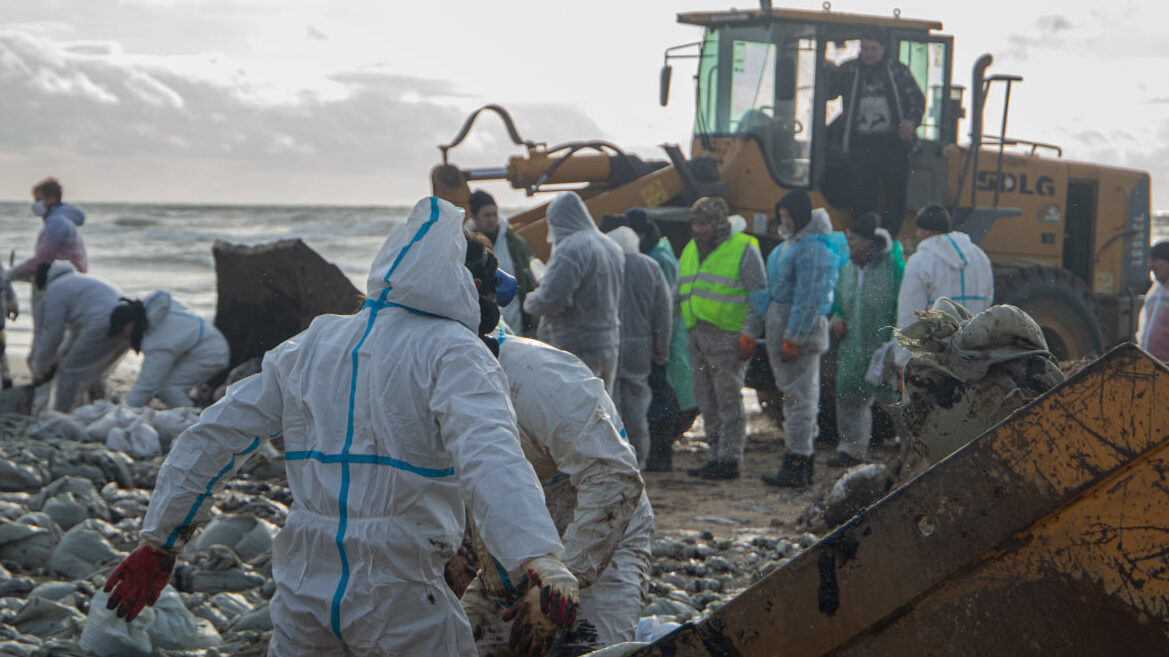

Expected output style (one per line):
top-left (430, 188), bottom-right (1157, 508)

top-left (679, 233), bottom-right (756, 332)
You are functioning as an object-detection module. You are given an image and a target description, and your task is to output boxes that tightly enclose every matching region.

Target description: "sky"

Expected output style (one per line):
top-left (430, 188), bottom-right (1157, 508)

top-left (0, 0), bottom-right (1166, 208)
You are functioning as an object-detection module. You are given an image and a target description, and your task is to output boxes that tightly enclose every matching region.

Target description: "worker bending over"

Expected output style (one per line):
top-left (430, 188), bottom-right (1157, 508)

top-left (30, 262), bottom-right (128, 412)
top-left (461, 231), bottom-right (654, 652)
top-left (104, 198), bottom-right (577, 657)
top-left (111, 291), bottom-right (230, 408)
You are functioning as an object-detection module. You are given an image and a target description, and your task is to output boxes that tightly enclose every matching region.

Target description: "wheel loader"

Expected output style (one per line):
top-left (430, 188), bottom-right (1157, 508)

top-left (430, 4), bottom-right (1153, 362)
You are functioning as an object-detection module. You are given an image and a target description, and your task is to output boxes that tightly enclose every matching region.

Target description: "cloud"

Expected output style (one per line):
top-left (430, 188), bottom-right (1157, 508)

top-left (0, 29), bottom-right (605, 202)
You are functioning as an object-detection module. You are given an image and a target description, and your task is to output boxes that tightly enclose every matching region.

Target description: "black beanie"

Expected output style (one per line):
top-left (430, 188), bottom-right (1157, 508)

top-left (776, 190), bottom-right (812, 234)
top-left (915, 203), bottom-right (952, 233)
top-left (599, 214), bottom-right (626, 233)
top-left (849, 212), bottom-right (880, 241)
top-left (1152, 240), bottom-right (1169, 262)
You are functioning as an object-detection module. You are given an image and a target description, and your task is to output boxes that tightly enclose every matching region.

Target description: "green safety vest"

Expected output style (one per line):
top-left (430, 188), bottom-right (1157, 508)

top-left (679, 233), bottom-right (757, 332)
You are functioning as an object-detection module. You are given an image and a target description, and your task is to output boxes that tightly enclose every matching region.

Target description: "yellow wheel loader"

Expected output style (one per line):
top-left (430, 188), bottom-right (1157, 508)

top-left (431, 5), bottom-right (1152, 362)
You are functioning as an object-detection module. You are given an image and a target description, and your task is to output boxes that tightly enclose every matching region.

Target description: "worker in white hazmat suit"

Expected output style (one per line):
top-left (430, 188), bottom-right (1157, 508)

top-left (112, 291), bottom-right (230, 408)
top-left (897, 204), bottom-right (993, 329)
top-left (523, 192), bottom-right (624, 392)
top-left (459, 232), bottom-right (653, 652)
top-left (606, 226), bottom-right (672, 468)
top-left (30, 262), bottom-right (128, 412)
top-left (104, 198), bottom-right (579, 657)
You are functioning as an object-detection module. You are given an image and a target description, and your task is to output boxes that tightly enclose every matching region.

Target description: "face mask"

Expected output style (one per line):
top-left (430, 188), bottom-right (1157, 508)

top-left (494, 270), bottom-right (518, 307)
top-left (31, 201), bottom-right (46, 217)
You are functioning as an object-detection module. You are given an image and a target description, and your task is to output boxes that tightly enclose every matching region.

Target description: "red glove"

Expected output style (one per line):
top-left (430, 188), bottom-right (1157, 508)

top-left (104, 544), bottom-right (176, 622)
top-left (780, 340), bottom-right (799, 363)
top-left (736, 334), bottom-right (757, 360)
top-left (833, 320), bottom-right (847, 339)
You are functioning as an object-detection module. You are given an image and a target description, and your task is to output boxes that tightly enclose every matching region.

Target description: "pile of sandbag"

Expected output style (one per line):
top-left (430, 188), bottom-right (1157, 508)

top-left (895, 299), bottom-right (1066, 477)
top-left (25, 402), bottom-right (202, 459)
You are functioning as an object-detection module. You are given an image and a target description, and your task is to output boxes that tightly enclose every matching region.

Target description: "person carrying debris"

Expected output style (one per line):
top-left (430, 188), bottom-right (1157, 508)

top-left (680, 196), bottom-right (767, 480)
top-left (753, 190), bottom-right (847, 489)
top-left (103, 198), bottom-right (578, 657)
top-left (459, 232), bottom-right (654, 653)
top-left (897, 203), bottom-right (993, 331)
top-left (29, 262), bottom-right (128, 412)
top-left (1137, 240), bottom-right (1169, 361)
top-left (110, 291), bottom-right (230, 409)
top-left (524, 192), bottom-right (624, 392)
top-left (623, 207), bottom-right (699, 471)
top-left (606, 226), bottom-right (672, 468)
top-left (466, 189), bottom-right (538, 335)
top-left (827, 212), bottom-right (905, 467)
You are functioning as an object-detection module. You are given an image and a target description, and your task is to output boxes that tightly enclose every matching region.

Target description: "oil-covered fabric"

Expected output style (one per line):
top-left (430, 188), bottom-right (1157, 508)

top-left (463, 334), bottom-right (652, 649)
top-left (30, 263), bottom-right (126, 411)
top-left (765, 304), bottom-right (827, 457)
top-left (689, 323), bottom-right (749, 463)
top-left (125, 291), bottom-right (229, 408)
top-left (140, 198), bottom-right (563, 657)
top-left (524, 192), bottom-right (624, 364)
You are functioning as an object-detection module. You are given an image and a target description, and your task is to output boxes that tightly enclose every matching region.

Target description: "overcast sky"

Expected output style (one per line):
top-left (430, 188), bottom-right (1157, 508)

top-left (1, 0), bottom-right (1165, 208)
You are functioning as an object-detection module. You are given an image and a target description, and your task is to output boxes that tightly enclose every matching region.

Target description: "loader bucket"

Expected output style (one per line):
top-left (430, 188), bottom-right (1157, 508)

top-left (634, 343), bottom-right (1169, 656)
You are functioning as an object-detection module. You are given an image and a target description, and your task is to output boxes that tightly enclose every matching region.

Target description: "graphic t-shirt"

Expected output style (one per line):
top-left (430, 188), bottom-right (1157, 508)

top-left (853, 66), bottom-right (895, 136)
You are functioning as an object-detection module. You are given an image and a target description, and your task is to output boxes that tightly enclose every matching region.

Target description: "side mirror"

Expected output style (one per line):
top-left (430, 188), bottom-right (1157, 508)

top-left (776, 57), bottom-right (796, 101)
top-left (659, 65), bottom-right (673, 106)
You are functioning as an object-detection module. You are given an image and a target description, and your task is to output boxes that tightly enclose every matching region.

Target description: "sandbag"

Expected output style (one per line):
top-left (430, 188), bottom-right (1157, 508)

top-left (0, 512), bottom-right (60, 570)
top-left (184, 513), bottom-right (275, 563)
top-left (47, 519), bottom-right (124, 580)
top-left (896, 299), bottom-right (1066, 476)
top-left (79, 590), bottom-right (154, 657)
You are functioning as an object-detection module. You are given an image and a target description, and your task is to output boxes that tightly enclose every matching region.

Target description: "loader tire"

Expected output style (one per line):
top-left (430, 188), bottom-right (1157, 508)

top-left (993, 263), bottom-right (1103, 361)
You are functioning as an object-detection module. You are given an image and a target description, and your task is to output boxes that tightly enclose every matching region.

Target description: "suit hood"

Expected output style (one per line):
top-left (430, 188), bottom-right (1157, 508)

top-left (919, 231), bottom-right (978, 271)
top-left (366, 197), bottom-right (480, 332)
top-left (48, 203), bottom-right (85, 226)
top-left (607, 226), bottom-right (640, 255)
top-left (142, 290), bottom-right (173, 329)
top-left (546, 192), bottom-right (598, 244)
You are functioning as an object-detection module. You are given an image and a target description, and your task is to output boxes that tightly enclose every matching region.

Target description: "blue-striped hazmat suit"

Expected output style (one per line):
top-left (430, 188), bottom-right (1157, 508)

top-left (125, 290), bottom-right (229, 408)
top-left (139, 197), bottom-right (565, 656)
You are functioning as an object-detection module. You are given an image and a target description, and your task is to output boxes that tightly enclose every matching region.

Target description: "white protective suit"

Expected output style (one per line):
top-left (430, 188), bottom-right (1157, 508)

top-left (897, 231), bottom-right (994, 329)
top-left (125, 291), bottom-right (230, 408)
top-left (462, 333), bottom-right (653, 652)
top-left (30, 263), bottom-right (127, 412)
top-left (523, 192), bottom-right (624, 389)
top-left (608, 227), bottom-right (673, 467)
top-left (140, 198), bottom-right (565, 657)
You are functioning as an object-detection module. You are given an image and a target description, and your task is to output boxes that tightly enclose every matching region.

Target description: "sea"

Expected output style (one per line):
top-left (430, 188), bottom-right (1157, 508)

top-left (1, 201), bottom-right (1167, 359)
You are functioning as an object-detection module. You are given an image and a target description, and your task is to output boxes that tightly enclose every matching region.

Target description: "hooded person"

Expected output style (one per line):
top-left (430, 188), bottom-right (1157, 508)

top-left (625, 208), bottom-right (698, 470)
top-left (897, 204), bottom-right (994, 332)
top-left (112, 291), bottom-right (231, 409)
top-left (29, 262), bottom-right (128, 412)
top-left (105, 198), bottom-right (578, 657)
top-left (827, 212), bottom-right (905, 467)
top-left (14, 177), bottom-right (88, 279)
top-left (0, 262), bottom-right (18, 389)
top-left (465, 189), bottom-right (539, 335)
top-left (459, 231), bottom-right (654, 652)
top-left (523, 192), bottom-right (624, 392)
top-left (1137, 240), bottom-right (1169, 361)
top-left (751, 190), bottom-right (848, 488)
top-left (605, 226), bottom-right (672, 468)
top-left (679, 197), bottom-right (767, 480)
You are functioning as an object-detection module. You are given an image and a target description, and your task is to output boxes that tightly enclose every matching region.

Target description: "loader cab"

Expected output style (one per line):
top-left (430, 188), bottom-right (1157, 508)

top-left (678, 8), bottom-right (957, 197)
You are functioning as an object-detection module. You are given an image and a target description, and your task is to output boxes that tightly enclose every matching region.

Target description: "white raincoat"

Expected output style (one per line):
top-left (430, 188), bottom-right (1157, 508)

top-left (1137, 279), bottom-right (1169, 361)
top-left (125, 291), bottom-right (230, 408)
top-left (609, 226), bottom-right (672, 467)
top-left (30, 263), bottom-right (127, 412)
top-left (463, 333), bottom-right (653, 650)
top-left (523, 192), bottom-right (624, 373)
top-left (140, 198), bottom-right (564, 657)
top-left (897, 231), bottom-right (993, 330)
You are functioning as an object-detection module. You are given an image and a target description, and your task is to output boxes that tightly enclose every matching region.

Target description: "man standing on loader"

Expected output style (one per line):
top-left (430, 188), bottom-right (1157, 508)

top-left (825, 25), bottom-right (925, 236)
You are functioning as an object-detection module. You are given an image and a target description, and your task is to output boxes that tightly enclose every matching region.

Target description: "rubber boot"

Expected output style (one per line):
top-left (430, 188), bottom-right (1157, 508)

top-left (761, 453), bottom-right (814, 488)
top-left (644, 419), bottom-right (675, 472)
top-left (687, 460), bottom-right (740, 480)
